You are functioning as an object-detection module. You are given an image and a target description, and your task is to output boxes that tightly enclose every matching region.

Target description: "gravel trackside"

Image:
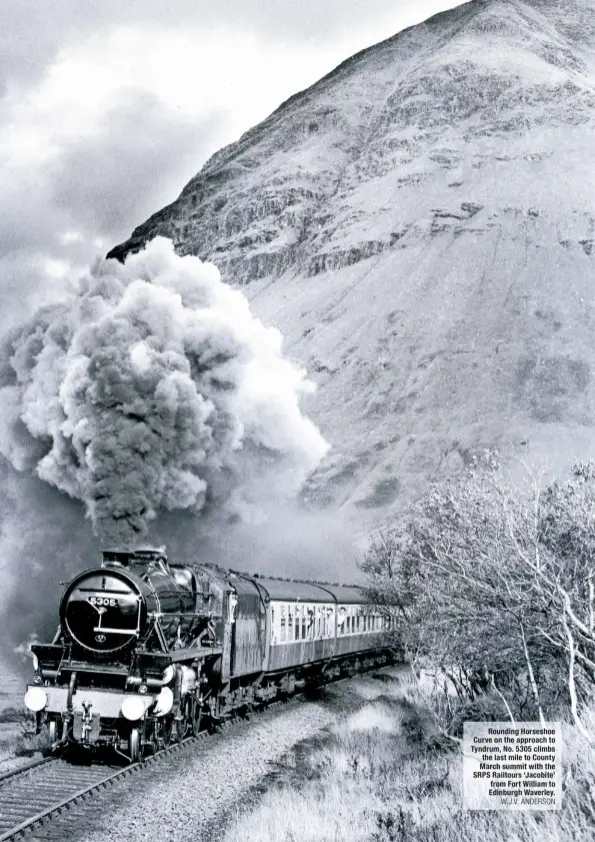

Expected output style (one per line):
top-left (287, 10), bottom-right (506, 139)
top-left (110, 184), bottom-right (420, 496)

top-left (26, 696), bottom-right (338, 842)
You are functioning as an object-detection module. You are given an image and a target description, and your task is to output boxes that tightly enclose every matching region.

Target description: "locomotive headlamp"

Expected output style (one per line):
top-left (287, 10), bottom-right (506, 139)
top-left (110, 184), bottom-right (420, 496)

top-left (139, 684), bottom-right (148, 695)
top-left (24, 687), bottom-right (48, 713)
top-left (121, 696), bottom-right (146, 721)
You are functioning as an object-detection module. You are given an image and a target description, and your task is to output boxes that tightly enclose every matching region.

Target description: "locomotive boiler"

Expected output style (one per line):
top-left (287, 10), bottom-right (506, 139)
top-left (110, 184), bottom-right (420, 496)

top-left (25, 547), bottom-right (398, 761)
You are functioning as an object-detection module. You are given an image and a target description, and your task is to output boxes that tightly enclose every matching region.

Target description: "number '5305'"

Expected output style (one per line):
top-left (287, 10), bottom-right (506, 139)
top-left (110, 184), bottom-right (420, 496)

top-left (88, 596), bottom-right (118, 607)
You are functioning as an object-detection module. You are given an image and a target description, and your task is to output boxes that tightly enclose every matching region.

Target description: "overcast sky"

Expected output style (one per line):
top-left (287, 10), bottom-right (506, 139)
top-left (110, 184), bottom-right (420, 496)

top-left (0, 0), bottom-right (465, 325)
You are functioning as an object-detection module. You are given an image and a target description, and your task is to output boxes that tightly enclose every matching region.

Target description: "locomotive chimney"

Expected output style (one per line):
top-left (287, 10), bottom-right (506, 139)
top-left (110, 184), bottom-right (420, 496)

top-left (100, 547), bottom-right (168, 568)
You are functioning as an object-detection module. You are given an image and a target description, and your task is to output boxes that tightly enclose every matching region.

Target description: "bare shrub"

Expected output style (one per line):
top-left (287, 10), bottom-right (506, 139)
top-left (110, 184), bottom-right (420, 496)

top-left (15, 723), bottom-right (51, 756)
top-left (362, 457), bottom-right (595, 733)
top-left (0, 706), bottom-right (30, 724)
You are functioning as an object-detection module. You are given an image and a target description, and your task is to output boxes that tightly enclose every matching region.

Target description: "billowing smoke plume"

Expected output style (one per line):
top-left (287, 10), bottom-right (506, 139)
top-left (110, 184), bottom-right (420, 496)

top-left (0, 237), bottom-right (329, 544)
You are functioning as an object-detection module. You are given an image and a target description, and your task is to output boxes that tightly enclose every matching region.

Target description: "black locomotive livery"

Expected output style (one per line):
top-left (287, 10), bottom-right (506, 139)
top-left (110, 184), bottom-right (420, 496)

top-left (25, 547), bottom-right (397, 761)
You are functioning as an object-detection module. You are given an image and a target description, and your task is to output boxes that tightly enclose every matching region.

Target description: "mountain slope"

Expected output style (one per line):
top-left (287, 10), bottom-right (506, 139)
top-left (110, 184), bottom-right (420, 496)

top-left (109, 0), bottom-right (595, 525)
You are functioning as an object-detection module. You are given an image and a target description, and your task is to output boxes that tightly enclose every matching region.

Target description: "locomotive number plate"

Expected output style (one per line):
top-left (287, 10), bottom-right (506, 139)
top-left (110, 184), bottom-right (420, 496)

top-left (88, 596), bottom-right (118, 607)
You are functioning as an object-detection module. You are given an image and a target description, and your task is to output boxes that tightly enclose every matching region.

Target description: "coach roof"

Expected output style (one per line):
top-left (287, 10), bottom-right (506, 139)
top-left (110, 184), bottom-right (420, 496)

top-left (229, 572), bottom-right (369, 605)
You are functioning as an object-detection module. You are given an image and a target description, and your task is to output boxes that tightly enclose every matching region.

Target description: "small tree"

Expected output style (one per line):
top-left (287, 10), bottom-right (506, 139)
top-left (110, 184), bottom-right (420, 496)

top-left (362, 458), bottom-right (595, 735)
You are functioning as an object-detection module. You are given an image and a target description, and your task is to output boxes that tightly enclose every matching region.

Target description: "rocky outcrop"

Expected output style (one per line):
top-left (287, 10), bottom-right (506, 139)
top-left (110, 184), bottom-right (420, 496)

top-left (109, 0), bottom-right (595, 526)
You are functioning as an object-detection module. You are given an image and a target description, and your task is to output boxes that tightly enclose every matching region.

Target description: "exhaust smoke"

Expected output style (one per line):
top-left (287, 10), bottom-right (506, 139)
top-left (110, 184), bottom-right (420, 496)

top-left (0, 237), bottom-right (329, 544)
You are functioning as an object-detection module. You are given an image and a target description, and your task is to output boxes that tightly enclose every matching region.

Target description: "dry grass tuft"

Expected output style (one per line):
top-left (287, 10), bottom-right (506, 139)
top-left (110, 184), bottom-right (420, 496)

top-left (0, 708), bottom-right (49, 761)
top-left (221, 676), bottom-right (595, 842)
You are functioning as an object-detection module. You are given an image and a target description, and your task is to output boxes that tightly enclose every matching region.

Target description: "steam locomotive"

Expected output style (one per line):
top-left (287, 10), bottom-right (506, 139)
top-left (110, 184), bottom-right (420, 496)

top-left (24, 547), bottom-right (398, 762)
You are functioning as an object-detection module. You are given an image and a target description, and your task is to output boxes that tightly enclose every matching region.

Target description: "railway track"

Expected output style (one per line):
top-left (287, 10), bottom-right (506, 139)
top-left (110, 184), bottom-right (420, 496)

top-left (0, 665), bottom-right (403, 840)
top-left (0, 688), bottom-right (313, 841)
top-left (0, 730), bottom-right (208, 841)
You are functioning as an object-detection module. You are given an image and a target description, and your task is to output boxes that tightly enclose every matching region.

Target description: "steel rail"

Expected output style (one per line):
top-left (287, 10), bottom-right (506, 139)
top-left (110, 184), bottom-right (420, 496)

top-left (0, 756), bottom-right (56, 787)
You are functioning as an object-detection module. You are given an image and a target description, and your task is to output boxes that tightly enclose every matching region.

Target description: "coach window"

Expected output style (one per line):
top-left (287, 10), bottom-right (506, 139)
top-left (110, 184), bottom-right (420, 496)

top-left (280, 605), bottom-right (286, 642)
top-left (288, 606), bottom-right (294, 641)
top-left (310, 606), bottom-right (315, 638)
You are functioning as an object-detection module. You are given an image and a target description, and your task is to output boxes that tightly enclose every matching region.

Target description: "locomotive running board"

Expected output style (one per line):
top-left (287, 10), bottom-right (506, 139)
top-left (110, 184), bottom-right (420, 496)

top-left (166, 647), bottom-right (223, 662)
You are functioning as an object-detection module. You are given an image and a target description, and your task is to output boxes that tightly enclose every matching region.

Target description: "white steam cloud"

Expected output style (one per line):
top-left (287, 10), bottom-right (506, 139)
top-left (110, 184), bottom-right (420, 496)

top-left (0, 237), bottom-right (329, 543)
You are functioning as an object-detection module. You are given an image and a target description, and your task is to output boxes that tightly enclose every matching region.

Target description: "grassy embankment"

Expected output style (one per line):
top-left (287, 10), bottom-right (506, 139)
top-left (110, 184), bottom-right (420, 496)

top-left (0, 706), bottom-right (42, 762)
top-left (220, 670), bottom-right (595, 842)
